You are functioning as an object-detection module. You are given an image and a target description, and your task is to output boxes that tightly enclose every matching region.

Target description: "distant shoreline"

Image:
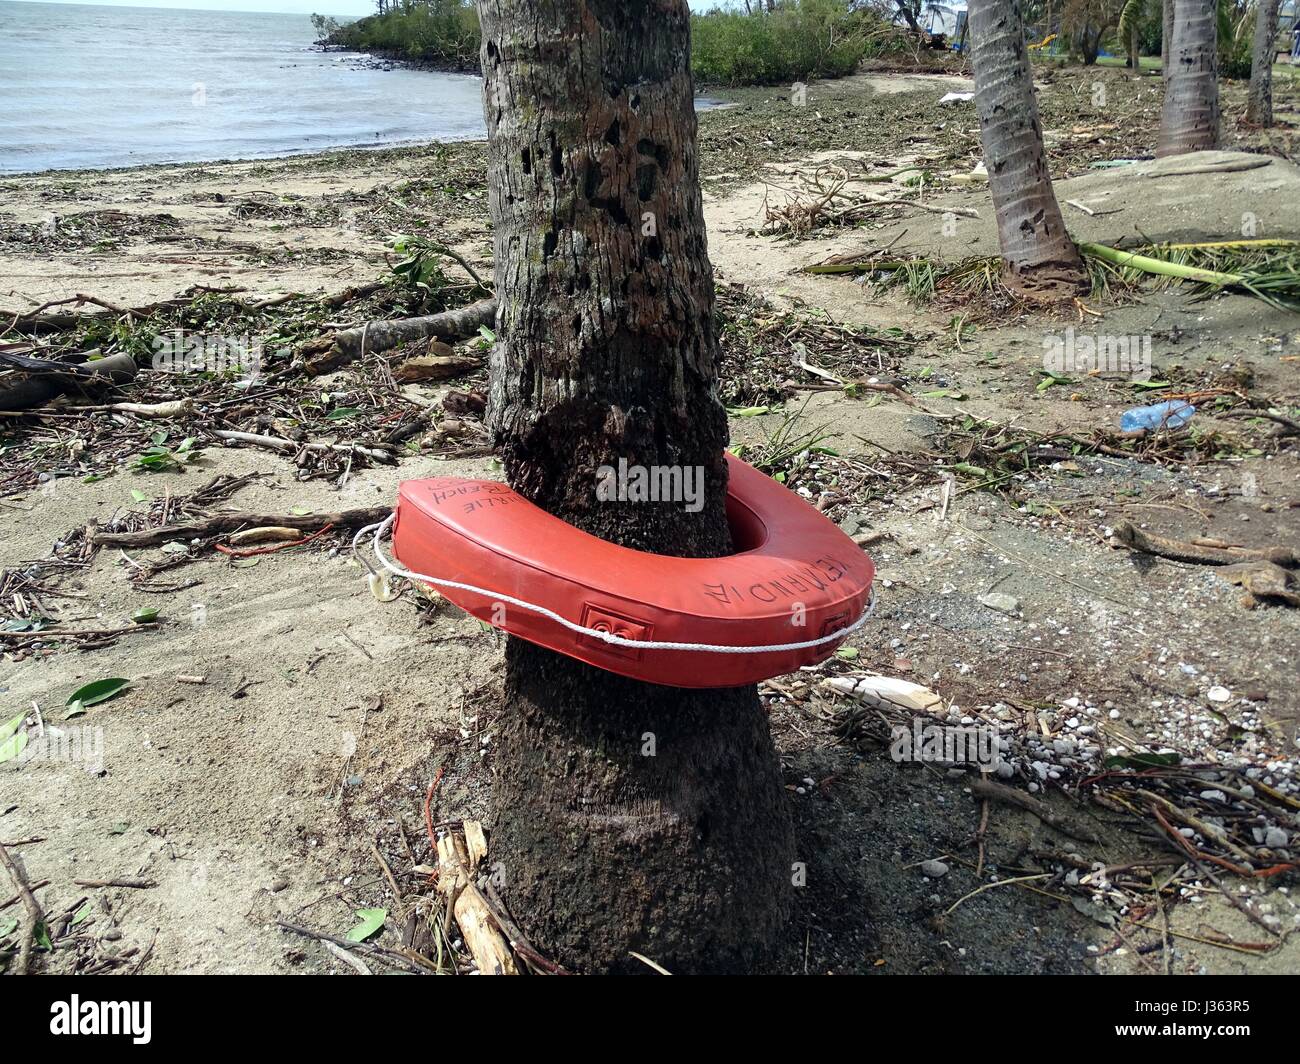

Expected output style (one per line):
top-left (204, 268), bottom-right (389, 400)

top-left (0, 137), bottom-right (479, 181)
top-left (315, 42), bottom-right (480, 77)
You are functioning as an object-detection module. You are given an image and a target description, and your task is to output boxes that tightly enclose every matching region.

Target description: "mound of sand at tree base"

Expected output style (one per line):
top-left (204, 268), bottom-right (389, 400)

top-left (905, 150), bottom-right (1300, 259)
top-left (704, 150), bottom-right (1300, 324)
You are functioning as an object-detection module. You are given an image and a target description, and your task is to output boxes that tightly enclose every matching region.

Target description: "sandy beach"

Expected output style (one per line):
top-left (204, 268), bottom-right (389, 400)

top-left (3, 67), bottom-right (1300, 974)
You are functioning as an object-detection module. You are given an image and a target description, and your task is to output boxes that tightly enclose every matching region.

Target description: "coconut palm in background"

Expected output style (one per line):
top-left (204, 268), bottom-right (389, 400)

top-left (476, 0), bottom-right (793, 974)
top-left (1246, 0), bottom-right (1282, 125)
top-left (1157, 0), bottom-right (1220, 154)
top-left (969, 0), bottom-right (1085, 294)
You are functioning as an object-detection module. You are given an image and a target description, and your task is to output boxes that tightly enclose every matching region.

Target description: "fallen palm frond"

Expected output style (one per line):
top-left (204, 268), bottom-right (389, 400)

top-left (805, 239), bottom-right (1300, 311)
top-left (1081, 241), bottom-right (1300, 311)
top-left (807, 254), bottom-right (1010, 309)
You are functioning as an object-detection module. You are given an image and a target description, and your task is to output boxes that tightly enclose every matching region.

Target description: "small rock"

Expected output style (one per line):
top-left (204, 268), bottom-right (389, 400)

top-left (1207, 686), bottom-right (1231, 703)
top-left (979, 592), bottom-right (1019, 615)
top-left (269, 878), bottom-right (290, 893)
top-left (921, 859), bottom-right (950, 878)
top-left (1265, 827), bottom-right (1289, 848)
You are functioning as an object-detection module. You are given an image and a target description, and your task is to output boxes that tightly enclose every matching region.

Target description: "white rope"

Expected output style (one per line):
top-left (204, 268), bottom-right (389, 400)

top-left (354, 514), bottom-right (875, 654)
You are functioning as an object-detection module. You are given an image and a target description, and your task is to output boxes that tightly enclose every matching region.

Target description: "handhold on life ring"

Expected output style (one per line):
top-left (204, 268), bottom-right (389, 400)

top-left (391, 453), bottom-right (874, 688)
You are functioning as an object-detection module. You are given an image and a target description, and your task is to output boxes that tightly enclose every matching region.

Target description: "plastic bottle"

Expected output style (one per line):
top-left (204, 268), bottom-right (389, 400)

top-left (1120, 400), bottom-right (1195, 434)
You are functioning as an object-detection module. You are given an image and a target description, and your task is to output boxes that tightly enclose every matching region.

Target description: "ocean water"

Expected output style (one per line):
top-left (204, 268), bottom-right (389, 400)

top-left (0, 1), bottom-right (488, 173)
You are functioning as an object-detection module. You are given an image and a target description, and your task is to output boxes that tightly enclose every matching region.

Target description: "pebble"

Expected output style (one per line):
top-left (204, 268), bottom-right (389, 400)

top-left (921, 859), bottom-right (950, 878)
top-left (978, 592), bottom-right (1019, 615)
top-left (1265, 827), bottom-right (1289, 848)
top-left (1207, 686), bottom-right (1231, 703)
top-left (269, 878), bottom-right (290, 893)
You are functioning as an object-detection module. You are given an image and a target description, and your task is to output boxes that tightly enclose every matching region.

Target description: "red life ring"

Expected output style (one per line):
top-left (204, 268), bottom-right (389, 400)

top-left (391, 453), bottom-right (874, 688)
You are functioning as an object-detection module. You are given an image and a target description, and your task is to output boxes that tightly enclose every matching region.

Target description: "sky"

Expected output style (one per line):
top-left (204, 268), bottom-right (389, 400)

top-left (11, 0), bottom-right (729, 16)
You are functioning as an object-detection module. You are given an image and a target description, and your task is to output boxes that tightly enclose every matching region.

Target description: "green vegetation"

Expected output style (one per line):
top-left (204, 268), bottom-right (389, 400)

top-left (690, 1), bottom-right (899, 86)
top-left (320, 1), bottom-right (905, 85)
top-left (323, 1), bottom-right (480, 72)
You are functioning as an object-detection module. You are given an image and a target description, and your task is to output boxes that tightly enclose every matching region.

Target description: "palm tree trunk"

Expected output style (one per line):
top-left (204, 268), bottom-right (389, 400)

top-left (476, 0), bottom-right (793, 974)
top-left (1247, 0), bottom-right (1282, 126)
top-left (1162, 0), bottom-right (1173, 84)
top-left (968, 0), bottom-right (1084, 294)
top-left (1157, 0), bottom-right (1219, 156)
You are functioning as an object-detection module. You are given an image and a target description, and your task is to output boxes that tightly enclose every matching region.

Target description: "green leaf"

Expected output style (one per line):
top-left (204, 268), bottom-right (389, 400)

top-left (69, 903), bottom-right (91, 928)
top-left (131, 489), bottom-right (150, 503)
top-left (291, 506), bottom-right (312, 516)
top-left (1130, 379), bottom-right (1172, 390)
top-left (64, 701), bottom-right (86, 720)
top-left (108, 822), bottom-right (129, 835)
top-left (345, 908), bottom-right (387, 943)
top-left (325, 407), bottom-right (361, 421)
top-left (131, 608), bottom-right (159, 624)
top-left (0, 729), bottom-right (28, 765)
top-left (477, 325), bottom-right (496, 343)
top-left (34, 922), bottom-right (52, 951)
top-left (0, 712), bottom-right (23, 743)
top-left (0, 917), bottom-right (18, 939)
top-left (66, 678), bottom-right (129, 708)
top-left (835, 646), bottom-right (859, 660)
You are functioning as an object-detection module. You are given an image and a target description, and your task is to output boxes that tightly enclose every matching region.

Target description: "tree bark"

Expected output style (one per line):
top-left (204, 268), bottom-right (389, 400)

top-left (968, 0), bottom-right (1085, 295)
top-left (1246, 0), bottom-right (1281, 126)
top-left (1157, 0), bottom-right (1219, 156)
top-left (477, 0), bottom-right (794, 974)
top-left (1162, 0), bottom-right (1173, 83)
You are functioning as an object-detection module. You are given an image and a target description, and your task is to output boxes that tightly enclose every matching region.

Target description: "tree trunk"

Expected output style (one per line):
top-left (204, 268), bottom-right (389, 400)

top-left (968, 0), bottom-right (1085, 295)
top-left (476, 0), bottom-right (794, 974)
top-left (1162, 0), bottom-right (1173, 83)
top-left (1246, 0), bottom-right (1281, 125)
top-left (894, 0), bottom-right (924, 35)
top-left (1128, 21), bottom-right (1141, 73)
top-left (1157, 0), bottom-right (1219, 156)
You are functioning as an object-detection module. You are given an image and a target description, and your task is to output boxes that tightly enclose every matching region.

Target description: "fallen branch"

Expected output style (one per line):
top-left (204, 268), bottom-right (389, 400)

top-left (311, 297), bottom-right (497, 375)
top-left (969, 777), bottom-right (1101, 843)
top-left (72, 878), bottom-right (157, 889)
top-left (0, 352), bottom-right (138, 412)
top-left (89, 507), bottom-right (391, 548)
top-left (212, 430), bottom-right (395, 464)
top-left (1110, 520), bottom-right (1299, 567)
top-left (0, 842), bottom-right (44, 976)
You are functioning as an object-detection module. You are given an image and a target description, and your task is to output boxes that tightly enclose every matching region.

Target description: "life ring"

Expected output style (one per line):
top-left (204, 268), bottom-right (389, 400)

top-left (390, 453), bottom-right (875, 688)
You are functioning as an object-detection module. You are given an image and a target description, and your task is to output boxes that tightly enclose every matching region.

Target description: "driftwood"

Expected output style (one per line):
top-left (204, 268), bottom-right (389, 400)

top-left (1111, 519), bottom-right (1299, 567)
top-left (436, 824), bottom-right (519, 976)
top-left (0, 352), bottom-right (137, 412)
top-left (212, 429), bottom-right (395, 464)
top-left (88, 506), bottom-right (391, 548)
top-left (309, 297), bottom-right (497, 375)
top-left (969, 778), bottom-right (1101, 843)
top-left (0, 842), bottom-right (44, 976)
